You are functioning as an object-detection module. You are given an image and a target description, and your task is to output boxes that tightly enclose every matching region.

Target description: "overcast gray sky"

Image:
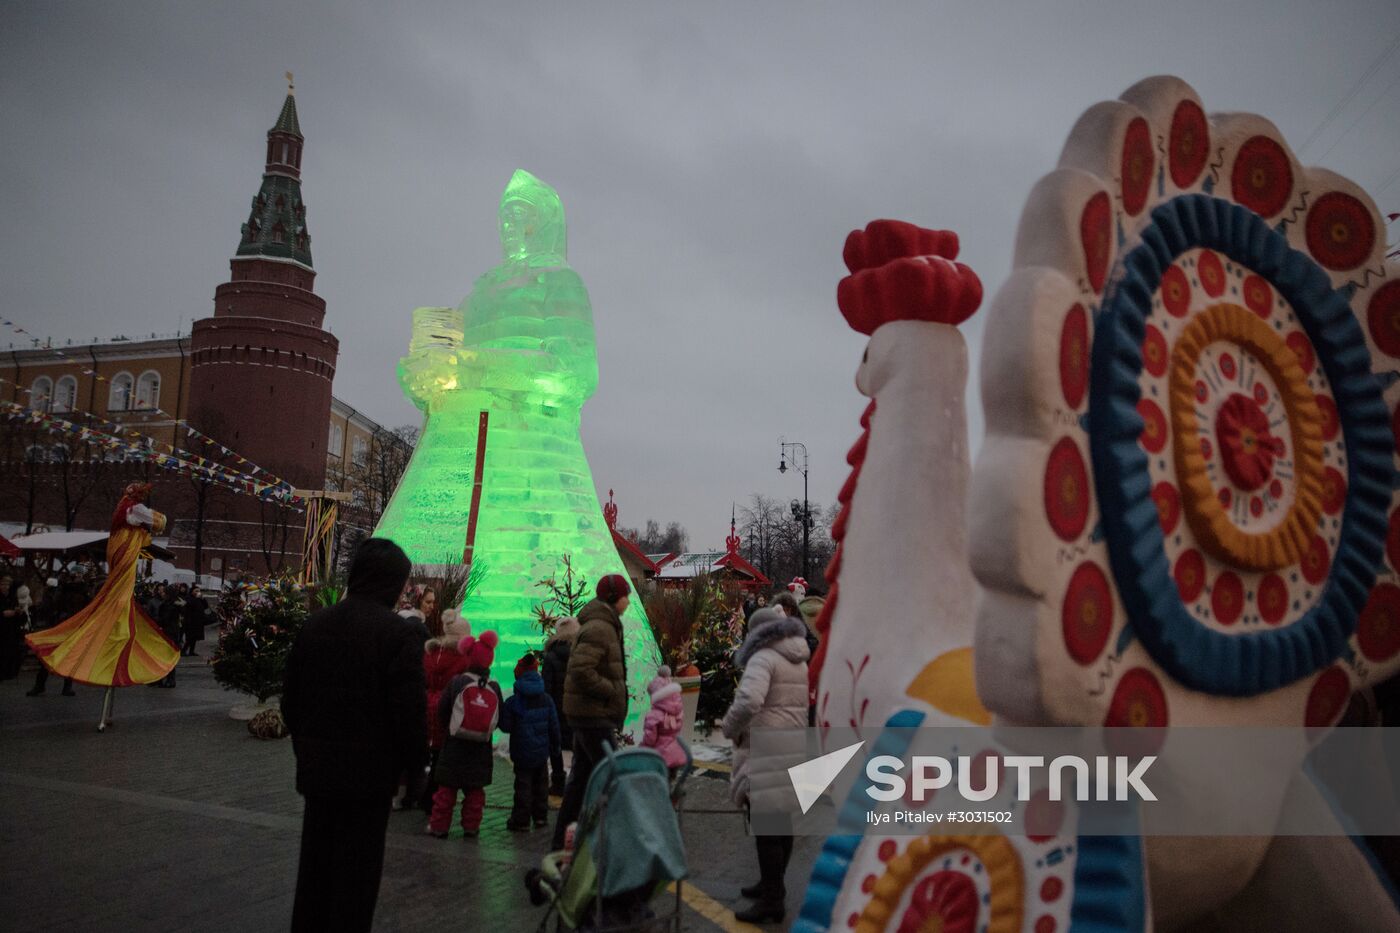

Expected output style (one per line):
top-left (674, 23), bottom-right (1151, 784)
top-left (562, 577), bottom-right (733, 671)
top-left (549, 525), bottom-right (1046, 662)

top-left (4, 1), bottom-right (1399, 550)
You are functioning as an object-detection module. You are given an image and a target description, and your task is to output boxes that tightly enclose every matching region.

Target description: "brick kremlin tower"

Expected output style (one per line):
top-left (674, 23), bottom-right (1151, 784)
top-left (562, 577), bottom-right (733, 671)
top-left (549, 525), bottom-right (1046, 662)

top-left (188, 81), bottom-right (338, 494)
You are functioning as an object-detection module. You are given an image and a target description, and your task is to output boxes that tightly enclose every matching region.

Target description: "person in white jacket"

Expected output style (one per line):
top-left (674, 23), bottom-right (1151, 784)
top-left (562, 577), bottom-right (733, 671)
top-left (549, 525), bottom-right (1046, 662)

top-left (721, 607), bottom-right (810, 924)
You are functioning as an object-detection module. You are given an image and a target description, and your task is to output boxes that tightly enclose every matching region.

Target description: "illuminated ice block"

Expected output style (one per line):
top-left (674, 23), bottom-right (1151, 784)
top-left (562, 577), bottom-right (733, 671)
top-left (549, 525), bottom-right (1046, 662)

top-left (377, 170), bottom-right (660, 726)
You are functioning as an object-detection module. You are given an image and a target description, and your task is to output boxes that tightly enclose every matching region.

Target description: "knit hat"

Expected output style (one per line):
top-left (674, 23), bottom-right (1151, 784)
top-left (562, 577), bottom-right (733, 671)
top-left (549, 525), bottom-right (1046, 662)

top-left (597, 574), bottom-right (631, 602)
top-left (15, 585), bottom-right (31, 611)
top-left (647, 664), bottom-right (681, 702)
top-left (552, 616), bottom-right (580, 641)
top-left (442, 609), bottom-right (471, 640)
top-left (458, 630), bottom-right (499, 670)
top-left (515, 653), bottom-right (539, 677)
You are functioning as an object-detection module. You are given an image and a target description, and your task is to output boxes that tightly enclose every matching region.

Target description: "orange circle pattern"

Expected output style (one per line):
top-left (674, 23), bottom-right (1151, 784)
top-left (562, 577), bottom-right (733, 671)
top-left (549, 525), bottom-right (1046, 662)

top-left (1169, 303), bottom-right (1325, 571)
top-left (856, 835), bottom-right (1023, 933)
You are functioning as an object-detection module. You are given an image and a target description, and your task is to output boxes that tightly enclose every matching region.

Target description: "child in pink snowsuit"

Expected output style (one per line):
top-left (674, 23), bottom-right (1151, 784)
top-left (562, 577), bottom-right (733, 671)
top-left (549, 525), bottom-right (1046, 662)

top-left (428, 631), bottom-right (502, 838)
top-left (641, 666), bottom-right (687, 777)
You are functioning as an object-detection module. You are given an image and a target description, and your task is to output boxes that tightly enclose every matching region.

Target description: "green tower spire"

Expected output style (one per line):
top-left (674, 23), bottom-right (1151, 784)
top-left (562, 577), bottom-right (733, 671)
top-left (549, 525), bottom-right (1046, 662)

top-left (236, 84), bottom-right (312, 267)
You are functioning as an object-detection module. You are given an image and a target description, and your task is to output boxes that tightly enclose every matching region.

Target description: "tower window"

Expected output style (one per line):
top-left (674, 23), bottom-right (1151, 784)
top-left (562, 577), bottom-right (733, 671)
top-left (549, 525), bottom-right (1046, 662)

top-left (29, 376), bottom-right (53, 413)
top-left (135, 370), bottom-right (161, 410)
top-left (272, 223), bottom-right (286, 244)
top-left (108, 372), bottom-right (133, 411)
top-left (53, 376), bottom-right (77, 413)
top-left (276, 195), bottom-right (286, 211)
top-left (282, 142), bottom-right (289, 162)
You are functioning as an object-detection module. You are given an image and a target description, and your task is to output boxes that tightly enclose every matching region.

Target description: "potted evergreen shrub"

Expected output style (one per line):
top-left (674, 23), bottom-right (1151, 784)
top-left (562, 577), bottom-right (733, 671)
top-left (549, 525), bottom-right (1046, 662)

top-left (211, 575), bottom-right (307, 722)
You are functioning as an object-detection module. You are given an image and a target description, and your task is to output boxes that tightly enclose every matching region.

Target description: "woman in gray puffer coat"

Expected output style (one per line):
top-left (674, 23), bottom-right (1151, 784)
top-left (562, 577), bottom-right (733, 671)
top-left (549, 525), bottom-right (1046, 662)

top-left (721, 607), bottom-right (810, 924)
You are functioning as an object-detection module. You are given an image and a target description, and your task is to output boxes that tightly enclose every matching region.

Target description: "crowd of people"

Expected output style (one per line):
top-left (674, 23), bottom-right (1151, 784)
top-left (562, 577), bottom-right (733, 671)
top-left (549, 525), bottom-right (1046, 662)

top-left (280, 537), bottom-right (824, 931)
top-left (0, 558), bottom-right (219, 695)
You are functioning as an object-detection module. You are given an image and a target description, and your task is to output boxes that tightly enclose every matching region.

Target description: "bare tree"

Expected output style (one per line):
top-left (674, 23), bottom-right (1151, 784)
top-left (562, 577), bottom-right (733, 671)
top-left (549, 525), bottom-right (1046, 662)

top-left (348, 424), bottom-right (417, 526)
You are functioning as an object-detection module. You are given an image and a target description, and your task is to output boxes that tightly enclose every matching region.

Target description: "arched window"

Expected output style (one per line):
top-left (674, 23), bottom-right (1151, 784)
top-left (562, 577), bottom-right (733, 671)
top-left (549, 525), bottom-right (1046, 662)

top-left (135, 370), bottom-right (161, 410)
top-left (272, 223), bottom-right (286, 244)
top-left (53, 376), bottom-right (78, 413)
top-left (108, 372), bottom-right (133, 411)
top-left (28, 376), bottom-right (53, 412)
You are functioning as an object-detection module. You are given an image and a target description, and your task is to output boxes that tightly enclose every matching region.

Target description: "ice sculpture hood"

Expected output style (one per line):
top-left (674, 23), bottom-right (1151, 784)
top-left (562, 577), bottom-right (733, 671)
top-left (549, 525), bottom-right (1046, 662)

top-left (499, 169), bottom-right (566, 263)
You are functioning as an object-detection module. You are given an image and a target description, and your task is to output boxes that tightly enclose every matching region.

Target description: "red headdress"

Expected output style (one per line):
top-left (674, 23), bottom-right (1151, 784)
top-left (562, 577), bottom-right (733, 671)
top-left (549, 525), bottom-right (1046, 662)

top-left (111, 482), bottom-right (153, 532)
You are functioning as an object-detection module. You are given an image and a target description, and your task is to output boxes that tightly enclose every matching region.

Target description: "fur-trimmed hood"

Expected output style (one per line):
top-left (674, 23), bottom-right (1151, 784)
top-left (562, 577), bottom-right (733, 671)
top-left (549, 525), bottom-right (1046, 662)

top-left (736, 614), bottom-right (811, 668)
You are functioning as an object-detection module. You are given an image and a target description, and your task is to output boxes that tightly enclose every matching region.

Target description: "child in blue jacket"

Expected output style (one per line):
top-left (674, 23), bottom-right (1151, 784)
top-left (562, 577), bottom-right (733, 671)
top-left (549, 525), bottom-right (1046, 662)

top-left (501, 652), bottom-right (561, 830)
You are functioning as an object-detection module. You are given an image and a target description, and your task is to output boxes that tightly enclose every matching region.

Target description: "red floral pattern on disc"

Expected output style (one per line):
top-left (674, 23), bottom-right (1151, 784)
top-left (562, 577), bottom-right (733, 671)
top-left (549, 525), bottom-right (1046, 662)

top-left (1081, 192), bottom-right (1112, 294)
top-left (1305, 665), bottom-right (1350, 729)
top-left (1138, 399), bottom-right (1169, 454)
top-left (1257, 573), bottom-right (1289, 625)
top-left (1212, 571), bottom-right (1244, 625)
top-left (1161, 265), bottom-right (1191, 317)
top-left (1302, 535), bottom-right (1331, 587)
top-left (1025, 787), bottom-right (1065, 843)
top-left (1063, 562), bottom-right (1114, 665)
top-left (1103, 664), bottom-right (1170, 750)
top-left (1121, 117), bottom-right (1154, 216)
top-left (1169, 99), bottom-right (1210, 189)
top-left (1357, 583), bottom-right (1400, 662)
top-left (1231, 136), bottom-right (1294, 218)
top-left (1243, 274), bottom-right (1273, 317)
top-left (1060, 303), bottom-right (1089, 408)
top-left (1045, 437), bottom-right (1090, 541)
top-left (1305, 192), bottom-right (1376, 271)
top-left (1040, 877), bottom-right (1064, 903)
top-left (1143, 324), bottom-right (1168, 378)
top-left (1215, 393), bottom-right (1281, 491)
top-left (1152, 481), bottom-right (1180, 535)
top-left (1035, 917), bottom-right (1057, 933)
top-left (1175, 549), bottom-right (1206, 602)
top-left (1388, 509), bottom-right (1400, 573)
top-left (1315, 395), bottom-right (1340, 442)
top-left (1366, 280), bottom-right (1400, 358)
top-left (897, 870), bottom-right (977, 933)
top-left (1322, 467), bottom-right (1347, 516)
top-left (1198, 250), bottom-right (1226, 298)
top-left (1287, 331), bottom-right (1316, 374)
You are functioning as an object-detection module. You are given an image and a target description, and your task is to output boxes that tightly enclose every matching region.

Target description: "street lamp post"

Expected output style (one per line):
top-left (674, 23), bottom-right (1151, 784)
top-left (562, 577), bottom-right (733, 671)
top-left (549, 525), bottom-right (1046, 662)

top-left (778, 437), bottom-right (810, 582)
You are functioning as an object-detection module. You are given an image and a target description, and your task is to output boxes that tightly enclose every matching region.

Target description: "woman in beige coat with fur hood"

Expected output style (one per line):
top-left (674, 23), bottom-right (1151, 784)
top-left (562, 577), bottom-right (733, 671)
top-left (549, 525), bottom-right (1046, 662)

top-left (721, 607), bottom-right (810, 924)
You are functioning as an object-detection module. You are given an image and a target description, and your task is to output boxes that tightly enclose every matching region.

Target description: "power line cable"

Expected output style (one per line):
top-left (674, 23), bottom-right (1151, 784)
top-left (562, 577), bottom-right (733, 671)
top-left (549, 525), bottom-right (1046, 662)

top-left (1316, 67), bottom-right (1400, 164)
top-left (1298, 30), bottom-right (1400, 158)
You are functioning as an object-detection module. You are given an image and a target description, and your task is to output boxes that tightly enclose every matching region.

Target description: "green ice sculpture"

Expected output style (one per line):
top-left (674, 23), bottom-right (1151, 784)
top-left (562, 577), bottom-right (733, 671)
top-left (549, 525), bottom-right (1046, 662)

top-left (377, 169), bottom-right (659, 727)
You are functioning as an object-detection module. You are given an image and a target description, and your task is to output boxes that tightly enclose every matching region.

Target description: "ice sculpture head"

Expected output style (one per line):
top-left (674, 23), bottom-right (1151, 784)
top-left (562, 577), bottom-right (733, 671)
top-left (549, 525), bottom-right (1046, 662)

top-left (500, 169), bottom-right (566, 263)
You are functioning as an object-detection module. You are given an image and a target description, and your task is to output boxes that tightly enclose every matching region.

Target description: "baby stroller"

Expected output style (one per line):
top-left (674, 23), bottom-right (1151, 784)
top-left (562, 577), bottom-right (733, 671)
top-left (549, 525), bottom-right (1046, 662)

top-left (528, 740), bottom-right (692, 932)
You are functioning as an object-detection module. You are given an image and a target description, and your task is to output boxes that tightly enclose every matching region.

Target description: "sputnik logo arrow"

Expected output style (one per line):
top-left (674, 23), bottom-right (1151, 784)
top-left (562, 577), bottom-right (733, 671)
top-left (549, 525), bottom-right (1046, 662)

top-left (788, 740), bottom-right (865, 814)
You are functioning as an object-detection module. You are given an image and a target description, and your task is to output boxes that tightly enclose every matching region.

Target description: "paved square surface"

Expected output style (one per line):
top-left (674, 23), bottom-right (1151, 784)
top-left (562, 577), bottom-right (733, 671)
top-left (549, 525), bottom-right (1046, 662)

top-left (0, 656), bottom-right (818, 931)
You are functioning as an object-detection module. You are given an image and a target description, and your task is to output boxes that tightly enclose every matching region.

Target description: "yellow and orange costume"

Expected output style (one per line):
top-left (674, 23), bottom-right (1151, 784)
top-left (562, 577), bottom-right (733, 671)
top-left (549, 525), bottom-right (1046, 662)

top-left (26, 483), bottom-right (180, 686)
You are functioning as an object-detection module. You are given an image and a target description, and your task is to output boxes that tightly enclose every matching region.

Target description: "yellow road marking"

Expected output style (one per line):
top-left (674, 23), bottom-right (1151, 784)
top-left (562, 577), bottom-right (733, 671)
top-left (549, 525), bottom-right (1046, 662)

top-left (668, 881), bottom-right (763, 933)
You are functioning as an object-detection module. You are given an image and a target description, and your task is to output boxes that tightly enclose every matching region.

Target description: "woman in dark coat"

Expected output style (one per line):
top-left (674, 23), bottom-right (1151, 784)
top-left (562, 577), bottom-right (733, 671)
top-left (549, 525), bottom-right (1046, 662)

top-left (541, 615), bottom-right (579, 795)
top-left (181, 585), bottom-right (215, 657)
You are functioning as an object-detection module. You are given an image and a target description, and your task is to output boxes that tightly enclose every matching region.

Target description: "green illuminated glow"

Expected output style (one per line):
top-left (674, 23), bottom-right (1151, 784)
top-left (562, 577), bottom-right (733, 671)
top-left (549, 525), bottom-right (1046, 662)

top-left (378, 170), bottom-right (659, 727)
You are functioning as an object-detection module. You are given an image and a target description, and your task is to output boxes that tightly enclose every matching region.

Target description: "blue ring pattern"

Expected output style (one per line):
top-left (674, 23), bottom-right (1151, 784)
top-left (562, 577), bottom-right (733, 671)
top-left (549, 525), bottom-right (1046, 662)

top-left (1088, 194), bottom-right (1391, 696)
top-left (794, 710), bottom-right (1149, 932)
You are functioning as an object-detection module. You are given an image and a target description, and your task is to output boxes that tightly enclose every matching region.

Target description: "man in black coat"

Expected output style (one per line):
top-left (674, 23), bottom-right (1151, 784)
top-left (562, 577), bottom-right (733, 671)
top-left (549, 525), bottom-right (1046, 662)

top-left (282, 538), bottom-right (426, 933)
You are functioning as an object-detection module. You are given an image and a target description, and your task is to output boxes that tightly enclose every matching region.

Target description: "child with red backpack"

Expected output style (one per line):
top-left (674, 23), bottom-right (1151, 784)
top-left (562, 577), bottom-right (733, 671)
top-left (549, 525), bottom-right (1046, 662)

top-left (427, 630), bottom-right (503, 838)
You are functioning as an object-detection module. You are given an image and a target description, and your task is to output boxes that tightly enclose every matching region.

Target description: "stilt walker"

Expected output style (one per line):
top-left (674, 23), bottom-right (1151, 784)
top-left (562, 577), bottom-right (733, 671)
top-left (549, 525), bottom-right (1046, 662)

top-left (25, 482), bottom-right (180, 731)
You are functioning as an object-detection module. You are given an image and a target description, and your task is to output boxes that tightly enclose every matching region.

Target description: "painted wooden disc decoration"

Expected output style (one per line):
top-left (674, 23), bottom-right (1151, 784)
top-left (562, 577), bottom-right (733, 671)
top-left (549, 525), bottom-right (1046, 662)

top-left (1060, 303), bottom-right (1089, 408)
top-left (1230, 135), bottom-right (1293, 218)
top-left (1088, 191), bottom-right (1392, 697)
top-left (1063, 562), bottom-right (1114, 664)
top-left (896, 871), bottom-right (978, 933)
top-left (1168, 98), bottom-right (1209, 188)
top-left (1044, 437), bottom-right (1090, 541)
